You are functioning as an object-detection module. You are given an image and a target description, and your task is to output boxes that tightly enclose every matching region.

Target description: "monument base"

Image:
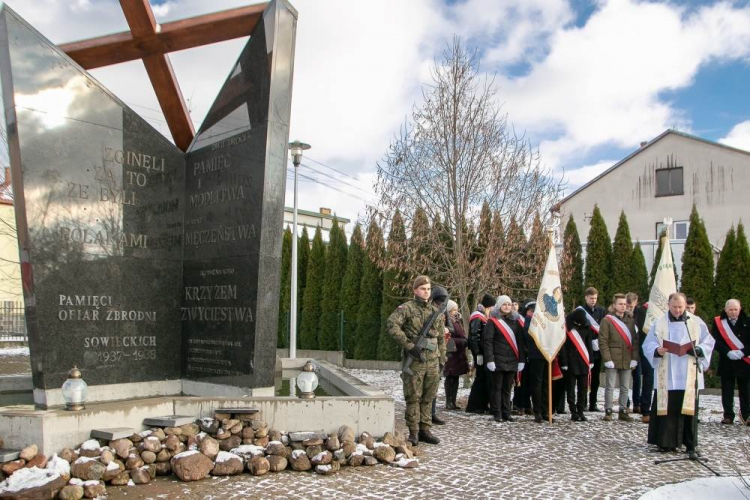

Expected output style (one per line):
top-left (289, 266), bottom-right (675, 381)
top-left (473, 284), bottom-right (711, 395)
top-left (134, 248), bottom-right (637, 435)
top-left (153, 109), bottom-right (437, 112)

top-left (0, 394), bottom-right (394, 454)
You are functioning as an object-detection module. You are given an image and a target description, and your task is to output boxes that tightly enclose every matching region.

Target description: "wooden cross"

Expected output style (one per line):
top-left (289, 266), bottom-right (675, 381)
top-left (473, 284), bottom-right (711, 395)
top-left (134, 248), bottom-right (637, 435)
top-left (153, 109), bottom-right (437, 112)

top-left (59, 0), bottom-right (270, 152)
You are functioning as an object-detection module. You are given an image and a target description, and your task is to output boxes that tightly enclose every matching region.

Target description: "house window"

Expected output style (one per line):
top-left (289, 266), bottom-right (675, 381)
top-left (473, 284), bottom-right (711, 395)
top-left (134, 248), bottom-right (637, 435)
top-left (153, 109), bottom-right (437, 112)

top-left (655, 220), bottom-right (689, 240)
top-left (655, 167), bottom-right (683, 197)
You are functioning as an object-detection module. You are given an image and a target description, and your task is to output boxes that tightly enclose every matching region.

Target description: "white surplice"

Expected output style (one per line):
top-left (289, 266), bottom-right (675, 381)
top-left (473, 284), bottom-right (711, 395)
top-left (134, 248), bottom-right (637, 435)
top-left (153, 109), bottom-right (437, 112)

top-left (643, 317), bottom-right (715, 391)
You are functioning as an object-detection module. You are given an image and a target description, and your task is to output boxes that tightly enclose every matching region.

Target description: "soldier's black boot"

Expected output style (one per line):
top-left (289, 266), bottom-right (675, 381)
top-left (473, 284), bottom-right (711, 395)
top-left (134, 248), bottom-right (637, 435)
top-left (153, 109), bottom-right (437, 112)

top-left (418, 429), bottom-right (440, 445)
top-left (431, 414), bottom-right (445, 425)
top-left (408, 429), bottom-right (419, 447)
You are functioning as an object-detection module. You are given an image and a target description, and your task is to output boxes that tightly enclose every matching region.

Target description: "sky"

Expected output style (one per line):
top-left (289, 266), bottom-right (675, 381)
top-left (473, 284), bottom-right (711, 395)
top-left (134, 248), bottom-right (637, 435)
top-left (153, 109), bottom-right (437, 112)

top-left (5, 0), bottom-right (750, 231)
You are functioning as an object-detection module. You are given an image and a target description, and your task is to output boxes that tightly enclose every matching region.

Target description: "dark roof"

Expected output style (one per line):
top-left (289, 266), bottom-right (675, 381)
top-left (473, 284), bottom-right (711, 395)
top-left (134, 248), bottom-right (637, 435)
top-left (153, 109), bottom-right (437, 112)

top-left (552, 129), bottom-right (750, 212)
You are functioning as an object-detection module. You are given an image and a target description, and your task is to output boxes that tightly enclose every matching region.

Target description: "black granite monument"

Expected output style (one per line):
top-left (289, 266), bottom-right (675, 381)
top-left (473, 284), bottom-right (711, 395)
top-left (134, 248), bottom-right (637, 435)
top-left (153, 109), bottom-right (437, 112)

top-left (0, 1), bottom-right (297, 407)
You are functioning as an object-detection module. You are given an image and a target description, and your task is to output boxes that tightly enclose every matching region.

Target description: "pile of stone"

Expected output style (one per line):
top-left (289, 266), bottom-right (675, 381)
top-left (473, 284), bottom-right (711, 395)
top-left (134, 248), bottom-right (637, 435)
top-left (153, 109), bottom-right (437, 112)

top-left (0, 415), bottom-right (419, 499)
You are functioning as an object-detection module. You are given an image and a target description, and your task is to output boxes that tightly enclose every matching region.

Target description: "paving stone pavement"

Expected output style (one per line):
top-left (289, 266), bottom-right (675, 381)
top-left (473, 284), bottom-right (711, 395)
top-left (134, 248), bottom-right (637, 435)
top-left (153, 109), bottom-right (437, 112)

top-left (106, 369), bottom-right (750, 500)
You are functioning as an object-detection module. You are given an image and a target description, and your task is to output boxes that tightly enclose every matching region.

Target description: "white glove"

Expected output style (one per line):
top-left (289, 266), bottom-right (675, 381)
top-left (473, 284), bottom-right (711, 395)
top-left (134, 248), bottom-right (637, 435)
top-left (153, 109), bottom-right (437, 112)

top-left (592, 339), bottom-right (600, 351)
top-left (561, 366), bottom-right (568, 371)
top-left (589, 363), bottom-right (594, 369)
top-left (517, 362), bottom-right (525, 372)
top-left (630, 360), bottom-right (638, 369)
top-left (728, 350), bottom-right (744, 361)
top-left (487, 361), bottom-right (496, 372)
top-left (477, 355), bottom-right (484, 366)
top-left (604, 361), bottom-right (615, 369)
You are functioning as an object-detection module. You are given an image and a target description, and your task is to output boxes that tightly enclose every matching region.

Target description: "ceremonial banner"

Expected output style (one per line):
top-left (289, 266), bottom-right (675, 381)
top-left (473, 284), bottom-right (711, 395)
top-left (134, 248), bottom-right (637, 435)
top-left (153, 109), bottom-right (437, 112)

top-left (643, 234), bottom-right (677, 334)
top-left (528, 235), bottom-right (567, 361)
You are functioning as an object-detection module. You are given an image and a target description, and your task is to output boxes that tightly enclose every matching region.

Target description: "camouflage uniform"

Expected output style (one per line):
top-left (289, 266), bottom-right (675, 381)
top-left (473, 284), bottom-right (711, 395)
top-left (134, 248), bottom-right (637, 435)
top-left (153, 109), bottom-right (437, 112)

top-left (387, 297), bottom-right (447, 432)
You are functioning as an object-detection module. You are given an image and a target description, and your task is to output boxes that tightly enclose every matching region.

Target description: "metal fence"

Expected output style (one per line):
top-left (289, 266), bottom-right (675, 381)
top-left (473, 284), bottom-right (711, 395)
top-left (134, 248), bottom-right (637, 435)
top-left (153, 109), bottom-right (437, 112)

top-left (0, 300), bottom-right (26, 341)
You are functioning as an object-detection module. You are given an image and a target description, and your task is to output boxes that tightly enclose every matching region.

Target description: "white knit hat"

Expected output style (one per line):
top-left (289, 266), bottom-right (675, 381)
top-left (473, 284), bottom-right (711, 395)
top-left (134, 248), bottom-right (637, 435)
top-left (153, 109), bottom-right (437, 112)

top-left (447, 300), bottom-right (458, 312)
top-left (496, 295), bottom-right (512, 307)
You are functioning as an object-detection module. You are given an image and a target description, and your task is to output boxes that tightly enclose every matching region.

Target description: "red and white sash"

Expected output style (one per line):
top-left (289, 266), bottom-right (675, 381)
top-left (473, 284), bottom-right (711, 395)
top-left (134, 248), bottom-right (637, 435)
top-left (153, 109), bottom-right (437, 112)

top-left (715, 316), bottom-right (750, 365)
top-left (605, 314), bottom-right (633, 351)
top-left (567, 328), bottom-right (590, 365)
top-left (489, 317), bottom-right (519, 359)
top-left (469, 311), bottom-right (487, 324)
top-left (517, 316), bottom-right (526, 328)
top-left (576, 306), bottom-right (600, 334)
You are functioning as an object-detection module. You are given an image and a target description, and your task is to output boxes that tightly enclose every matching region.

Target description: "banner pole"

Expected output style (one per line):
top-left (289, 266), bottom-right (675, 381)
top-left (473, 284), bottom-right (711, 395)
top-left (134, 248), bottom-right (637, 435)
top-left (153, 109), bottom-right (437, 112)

top-left (548, 360), bottom-right (553, 424)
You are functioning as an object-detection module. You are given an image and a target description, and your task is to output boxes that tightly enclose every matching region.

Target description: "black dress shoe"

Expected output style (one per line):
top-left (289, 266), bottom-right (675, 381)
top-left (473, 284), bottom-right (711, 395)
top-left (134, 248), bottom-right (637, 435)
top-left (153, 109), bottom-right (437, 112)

top-left (493, 414), bottom-right (503, 422)
top-left (432, 415), bottom-right (445, 425)
top-left (578, 413), bottom-right (587, 422)
top-left (571, 413), bottom-right (581, 422)
top-left (502, 415), bottom-right (515, 422)
top-left (418, 429), bottom-right (440, 445)
top-left (534, 414), bottom-right (543, 423)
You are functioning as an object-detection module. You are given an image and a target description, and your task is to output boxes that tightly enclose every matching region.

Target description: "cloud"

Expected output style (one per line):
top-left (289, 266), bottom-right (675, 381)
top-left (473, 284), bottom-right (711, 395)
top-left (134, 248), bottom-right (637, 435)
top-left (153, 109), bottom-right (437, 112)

top-left (720, 120), bottom-right (750, 152)
top-left (493, 0), bottom-right (750, 170)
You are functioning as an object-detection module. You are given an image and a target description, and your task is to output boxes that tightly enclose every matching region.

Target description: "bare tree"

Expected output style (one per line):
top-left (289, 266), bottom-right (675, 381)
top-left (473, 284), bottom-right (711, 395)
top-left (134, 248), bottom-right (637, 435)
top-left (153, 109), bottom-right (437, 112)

top-left (371, 38), bottom-right (563, 322)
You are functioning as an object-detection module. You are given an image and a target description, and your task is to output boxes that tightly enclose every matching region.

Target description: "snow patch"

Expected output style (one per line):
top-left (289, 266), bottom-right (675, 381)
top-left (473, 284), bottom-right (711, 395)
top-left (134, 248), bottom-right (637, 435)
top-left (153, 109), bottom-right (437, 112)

top-left (145, 436), bottom-right (160, 442)
top-left (0, 467), bottom-right (60, 493)
top-left (230, 445), bottom-right (264, 457)
top-left (73, 456), bottom-right (97, 465)
top-left (215, 451), bottom-right (240, 464)
top-left (138, 430), bottom-right (153, 437)
top-left (0, 347), bottom-right (29, 357)
top-left (316, 465), bottom-right (331, 472)
top-left (127, 479), bottom-right (135, 486)
top-left (172, 450), bottom-right (200, 459)
top-left (639, 476), bottom-right (750, 499)
top-left (80, 439), bottom-right (101, 451)
top-left (312, 451), bottom-right (328, 461)
top-left (372, 442), bottom-right (389, 448)
top-left (395, 457), bottom-right (419, 468)
top-left (82, 480), bottom-right (100, 486)
top-left (106, 461), bottom-right (120, 471)
top-left (291, 450), bottom-right (307, 459)
top-left (46, 454), bottom-right (70, 477)
top-left (69, 478), bottom-right (83, 485)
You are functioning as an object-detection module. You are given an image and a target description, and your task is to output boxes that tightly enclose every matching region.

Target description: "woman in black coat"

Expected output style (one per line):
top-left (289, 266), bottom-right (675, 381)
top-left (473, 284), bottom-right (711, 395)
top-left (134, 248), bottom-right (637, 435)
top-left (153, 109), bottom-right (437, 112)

top-left (444, 300), bottom-right (469, 410)
top-left (483, 295), bottom-right (527, 422)
top-left (559, 308), bottom-right (594, 421)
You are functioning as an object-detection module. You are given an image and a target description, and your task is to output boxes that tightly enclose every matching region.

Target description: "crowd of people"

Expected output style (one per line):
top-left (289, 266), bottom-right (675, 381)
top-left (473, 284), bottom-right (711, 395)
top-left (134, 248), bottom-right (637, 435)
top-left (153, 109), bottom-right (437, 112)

top-left (386, 275), bottom-right (749, 458)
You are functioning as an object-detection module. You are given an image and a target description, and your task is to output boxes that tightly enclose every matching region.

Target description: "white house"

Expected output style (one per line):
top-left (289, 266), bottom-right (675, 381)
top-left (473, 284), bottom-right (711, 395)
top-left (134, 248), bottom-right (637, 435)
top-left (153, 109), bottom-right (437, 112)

top-left (552, 129), bottom-right (750, 276)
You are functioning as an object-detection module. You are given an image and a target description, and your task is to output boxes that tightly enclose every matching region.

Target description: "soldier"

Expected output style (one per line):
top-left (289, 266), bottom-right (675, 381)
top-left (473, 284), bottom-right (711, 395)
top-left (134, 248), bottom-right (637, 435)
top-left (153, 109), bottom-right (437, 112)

top-left (387, 275), bottom-right (447, 446)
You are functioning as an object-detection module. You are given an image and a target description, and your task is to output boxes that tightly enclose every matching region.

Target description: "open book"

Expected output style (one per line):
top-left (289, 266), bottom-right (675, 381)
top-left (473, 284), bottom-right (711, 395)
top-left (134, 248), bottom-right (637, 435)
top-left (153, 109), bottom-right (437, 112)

top-left (663, 339), bottom-right (694, 357)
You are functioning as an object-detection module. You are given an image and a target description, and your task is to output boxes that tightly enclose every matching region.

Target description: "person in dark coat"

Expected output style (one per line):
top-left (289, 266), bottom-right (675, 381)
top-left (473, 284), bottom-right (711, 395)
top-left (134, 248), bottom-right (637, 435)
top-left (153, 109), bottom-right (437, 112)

top-left (711, 299), bottom-right (750, 425)
top-left (512, 299), bottom-right (535, 415)
top-left (521, 300), bottom-right (552, 423)
top-left (483, 295), bottom-right (527, 422)
top-left (444, 300), bottom-right (469, 410)
top-left (559, 308), bottom-right (594, 421)
top-left (580, 287), bottom-right (606, 411)
top-left (465, 294), bottom-right (496, 414)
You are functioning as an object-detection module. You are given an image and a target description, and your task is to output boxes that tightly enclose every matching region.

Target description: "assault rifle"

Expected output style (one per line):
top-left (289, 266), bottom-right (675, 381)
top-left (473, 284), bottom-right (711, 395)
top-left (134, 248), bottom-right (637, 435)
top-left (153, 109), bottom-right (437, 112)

top-left (402, 294), bottom-right (450, 376)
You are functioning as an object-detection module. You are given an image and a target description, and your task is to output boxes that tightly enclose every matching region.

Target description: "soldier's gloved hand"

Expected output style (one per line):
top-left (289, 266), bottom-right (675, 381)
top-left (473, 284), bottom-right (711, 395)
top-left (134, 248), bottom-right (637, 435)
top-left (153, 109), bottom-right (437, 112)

top-left (589, 363), bottom-right (594, 369)
top-left (728, 350), bottom-right (744, 360)
top-left (604, 361), bottom-right (615, 369)
top-left (517, 362), bottom-right (525, 372)
top-left (591, 339), bottom-right (599, 351)
top-left (486, 361), bottom-right (496, 372)
top-left (561, 366), bottom-right (568, 371)
top-left (408, 345), bottom-right (422, 359)
top-left (476, 355), bottom-right (484, 366)
top-left (629, 360), bottom-right (638, 369)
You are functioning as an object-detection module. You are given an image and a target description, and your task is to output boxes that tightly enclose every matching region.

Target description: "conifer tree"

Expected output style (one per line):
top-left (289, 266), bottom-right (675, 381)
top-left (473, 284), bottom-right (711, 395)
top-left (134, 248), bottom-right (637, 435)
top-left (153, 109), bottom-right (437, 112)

top-left (319, 220), bottom-right (349, 350)
top-left (649, 229), bottom-right (678, 289)
top-left (409, 207), bottom-right (432, 276)
top-left (630, 242), bottom-right (649, 302)
top-left (297, 227), bottom-right (310, 306)
top-left (714, 227), bottom-right (736, 308)
top-left (611, 211), bottom-right (634, 295)
top-left (340, 224), bottom-right (364, 358)
top-left (584, 205), bottom-right (612, 305)
top-left (379, 211), bottom-right (409, 361)
top-left (277, 227), bottom-right (292, 348)
top-left (731, 222), bottom-right (750, 308)
top-left (561, 216), bottom-right (584, 313)
top-left (503, 218), bottom-right (526, 296)
top-left (679, 205), bottom-right (715, 319)
top-left (299, 227), bottom-right (326, 350)
top-left (355, 219), bottom-right (385, 360)
top-left (524, 213), bottom-right (547, 297)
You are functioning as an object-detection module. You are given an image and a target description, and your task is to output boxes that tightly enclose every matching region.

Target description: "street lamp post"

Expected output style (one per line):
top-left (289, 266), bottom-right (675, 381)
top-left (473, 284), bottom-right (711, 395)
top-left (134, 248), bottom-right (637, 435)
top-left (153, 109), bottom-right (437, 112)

top-left (288, 140), bottom-right (310, 359)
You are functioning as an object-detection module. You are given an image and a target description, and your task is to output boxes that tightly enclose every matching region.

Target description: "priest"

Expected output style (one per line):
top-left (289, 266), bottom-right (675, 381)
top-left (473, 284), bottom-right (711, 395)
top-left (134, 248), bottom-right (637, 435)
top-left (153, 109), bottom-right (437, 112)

top-left (643, 292), bottom-right (715, 456)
